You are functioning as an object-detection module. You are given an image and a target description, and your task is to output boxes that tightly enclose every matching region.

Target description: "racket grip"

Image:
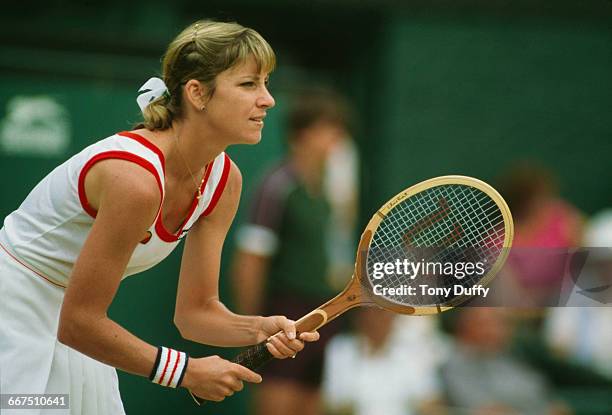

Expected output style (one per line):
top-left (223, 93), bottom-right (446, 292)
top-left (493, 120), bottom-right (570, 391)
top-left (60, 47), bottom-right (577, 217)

top-left (189, 342), bottom-right (273, 405)
top-left (231, 341), bottom-right (274, 369)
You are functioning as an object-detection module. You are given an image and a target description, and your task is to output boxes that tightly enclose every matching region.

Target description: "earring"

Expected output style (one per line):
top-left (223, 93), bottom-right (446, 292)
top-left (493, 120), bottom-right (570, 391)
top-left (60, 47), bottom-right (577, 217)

top-left (200, 105), bottom-right (205, 111)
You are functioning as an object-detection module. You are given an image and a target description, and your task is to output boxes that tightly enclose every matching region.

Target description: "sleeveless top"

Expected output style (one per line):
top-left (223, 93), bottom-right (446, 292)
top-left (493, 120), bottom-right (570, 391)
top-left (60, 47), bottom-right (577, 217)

top-left (0, 131), bottom-right (231, 287)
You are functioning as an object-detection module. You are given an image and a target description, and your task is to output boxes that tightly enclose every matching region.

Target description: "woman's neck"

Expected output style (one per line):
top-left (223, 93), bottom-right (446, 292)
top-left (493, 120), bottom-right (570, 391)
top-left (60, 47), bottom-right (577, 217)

top-left (142, 122), bottom-right (224, 183)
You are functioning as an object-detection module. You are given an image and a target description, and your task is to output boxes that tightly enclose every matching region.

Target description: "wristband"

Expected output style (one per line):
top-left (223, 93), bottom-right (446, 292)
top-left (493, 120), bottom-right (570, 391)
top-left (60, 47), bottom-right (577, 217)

top-left (149, 346), bottom-right (189, 388)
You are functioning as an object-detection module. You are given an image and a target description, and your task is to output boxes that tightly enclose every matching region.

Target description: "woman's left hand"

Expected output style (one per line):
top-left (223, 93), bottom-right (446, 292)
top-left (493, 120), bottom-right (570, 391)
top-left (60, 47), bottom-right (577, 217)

top-left (256, 316), bottom-right (320, 359)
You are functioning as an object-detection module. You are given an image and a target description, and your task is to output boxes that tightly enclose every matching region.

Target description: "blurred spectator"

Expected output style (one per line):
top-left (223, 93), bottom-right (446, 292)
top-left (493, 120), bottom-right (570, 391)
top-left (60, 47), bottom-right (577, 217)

top-left (545, 209), bottom-right (612, 379)
top-left (231, 89), bottom-right (355, 415)
top-left (441, 308), bottom-right (571, 415)
top-left (498, 162), bottom-right (583, 307)
top-left (324, 135), bottom-right (360, 291)
top-left (323, 308), bottom-right (445, 415)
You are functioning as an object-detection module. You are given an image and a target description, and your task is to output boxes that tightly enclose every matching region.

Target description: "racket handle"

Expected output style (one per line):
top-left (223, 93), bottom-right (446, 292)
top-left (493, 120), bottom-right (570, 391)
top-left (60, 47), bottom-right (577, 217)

top-left (188, 341), bottom-right (273, 405)
top-left (231, 341), bottom-right (274, 369)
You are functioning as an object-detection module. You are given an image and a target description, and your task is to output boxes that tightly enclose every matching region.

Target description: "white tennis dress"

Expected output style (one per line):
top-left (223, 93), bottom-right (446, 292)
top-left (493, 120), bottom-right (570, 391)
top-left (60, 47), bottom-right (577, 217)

top-left (0, 131), bottom-right (230, 415)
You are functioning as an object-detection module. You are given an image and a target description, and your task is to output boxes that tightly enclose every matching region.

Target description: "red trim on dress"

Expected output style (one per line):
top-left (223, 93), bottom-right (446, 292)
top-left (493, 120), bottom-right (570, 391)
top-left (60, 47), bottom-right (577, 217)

top-left (0, 242), bottom-right (67, 289)
top-left (202, 154), bottom-right (231, 217)
top-left (78, 151), bottom-right (163, 218)
top-left (118, 131), bottom-right (166, 172)
top-left (155, 162), bottom-right (214, 242)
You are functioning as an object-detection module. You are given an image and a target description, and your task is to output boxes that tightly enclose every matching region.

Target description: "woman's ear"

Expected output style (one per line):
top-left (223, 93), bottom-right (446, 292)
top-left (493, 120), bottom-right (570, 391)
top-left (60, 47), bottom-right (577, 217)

top-left (183, 79), bottom-right (209, 111)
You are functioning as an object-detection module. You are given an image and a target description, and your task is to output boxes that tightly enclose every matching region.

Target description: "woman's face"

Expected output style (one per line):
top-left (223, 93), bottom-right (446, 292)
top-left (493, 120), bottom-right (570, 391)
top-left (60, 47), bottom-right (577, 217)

top-left (203, 55), bottom-right (275, 146)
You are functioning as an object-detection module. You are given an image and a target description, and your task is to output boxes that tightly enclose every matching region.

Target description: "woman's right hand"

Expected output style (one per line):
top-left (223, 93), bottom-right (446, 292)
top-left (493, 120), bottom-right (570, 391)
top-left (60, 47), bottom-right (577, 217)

top-left (181, 355), bottom-right (262, 402)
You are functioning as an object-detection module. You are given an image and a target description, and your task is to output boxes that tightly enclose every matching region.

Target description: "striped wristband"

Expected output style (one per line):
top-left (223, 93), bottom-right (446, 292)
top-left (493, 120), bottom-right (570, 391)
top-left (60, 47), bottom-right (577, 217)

top-left (149, 346), bottom-right (189, 388)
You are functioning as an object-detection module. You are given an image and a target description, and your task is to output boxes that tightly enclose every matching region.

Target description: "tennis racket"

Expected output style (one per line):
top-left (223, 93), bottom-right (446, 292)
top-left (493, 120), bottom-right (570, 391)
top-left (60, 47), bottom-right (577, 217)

top-left (189, 175), bottom-right (513, 404)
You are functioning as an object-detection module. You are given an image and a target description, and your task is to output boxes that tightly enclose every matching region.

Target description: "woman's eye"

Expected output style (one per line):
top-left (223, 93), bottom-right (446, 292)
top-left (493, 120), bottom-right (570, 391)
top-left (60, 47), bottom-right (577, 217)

top-left (240, 81), bottom-right (256, 87)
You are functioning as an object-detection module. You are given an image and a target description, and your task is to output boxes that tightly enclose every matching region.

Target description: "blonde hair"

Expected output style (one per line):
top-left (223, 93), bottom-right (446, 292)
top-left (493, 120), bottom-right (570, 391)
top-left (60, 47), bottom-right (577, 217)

top-left (140, 20), bottom-right (276, 130)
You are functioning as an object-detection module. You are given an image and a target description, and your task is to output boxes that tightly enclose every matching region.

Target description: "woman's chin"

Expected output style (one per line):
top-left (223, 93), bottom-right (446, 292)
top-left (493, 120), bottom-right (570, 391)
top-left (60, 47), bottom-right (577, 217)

top-left (241, 134), bottom-right (263, 145)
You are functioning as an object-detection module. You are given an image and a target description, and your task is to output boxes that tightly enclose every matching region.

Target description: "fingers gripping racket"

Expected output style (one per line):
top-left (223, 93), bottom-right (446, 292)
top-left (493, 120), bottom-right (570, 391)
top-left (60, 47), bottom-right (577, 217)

top-left (190, 175), bottom-right (513, 404)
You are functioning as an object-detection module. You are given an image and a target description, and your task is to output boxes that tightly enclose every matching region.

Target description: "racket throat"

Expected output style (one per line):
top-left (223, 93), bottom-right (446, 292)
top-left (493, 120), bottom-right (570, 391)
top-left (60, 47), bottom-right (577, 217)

top-left (295, 278), bottom-right (364, 333)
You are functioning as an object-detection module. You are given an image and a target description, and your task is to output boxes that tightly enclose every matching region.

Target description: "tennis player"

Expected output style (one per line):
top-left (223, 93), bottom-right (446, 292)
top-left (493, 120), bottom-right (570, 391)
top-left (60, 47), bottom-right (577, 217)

top-left (0, 20), bottom-right (318, 414)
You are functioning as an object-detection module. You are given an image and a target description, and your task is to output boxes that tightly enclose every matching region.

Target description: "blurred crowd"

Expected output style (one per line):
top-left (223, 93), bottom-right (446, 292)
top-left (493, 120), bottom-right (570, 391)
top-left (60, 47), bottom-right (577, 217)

top-left (327, 162), bottom-right (610, 415)
top-left (231, 89), bottom-right (612, 415)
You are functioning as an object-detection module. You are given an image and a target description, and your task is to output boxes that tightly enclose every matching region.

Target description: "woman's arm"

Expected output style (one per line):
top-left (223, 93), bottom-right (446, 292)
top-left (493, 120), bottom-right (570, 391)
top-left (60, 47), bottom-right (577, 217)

top-left (58, 159), bottom-right (261, 401)
top-left (174, 161), bottom-right (318, 355)
top-left (231, 249), bottom-right (269, 315)
top-left (58, 159), bottom-right (161, 377)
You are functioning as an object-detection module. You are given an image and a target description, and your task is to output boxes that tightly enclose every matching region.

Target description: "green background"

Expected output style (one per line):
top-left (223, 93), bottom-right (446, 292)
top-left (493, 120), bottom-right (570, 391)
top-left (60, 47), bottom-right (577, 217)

top-left (1, 1), bottom-right (611, 413)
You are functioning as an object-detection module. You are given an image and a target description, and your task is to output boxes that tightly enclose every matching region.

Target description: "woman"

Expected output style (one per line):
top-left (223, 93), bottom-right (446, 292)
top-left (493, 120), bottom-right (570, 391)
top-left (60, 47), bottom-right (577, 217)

top-left (0, 20), bottom-right (318, 414)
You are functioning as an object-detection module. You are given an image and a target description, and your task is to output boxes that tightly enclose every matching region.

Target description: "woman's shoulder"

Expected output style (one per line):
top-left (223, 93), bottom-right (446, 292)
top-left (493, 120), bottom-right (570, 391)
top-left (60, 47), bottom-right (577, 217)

top-left (82, 155), bottom-right (162, 218)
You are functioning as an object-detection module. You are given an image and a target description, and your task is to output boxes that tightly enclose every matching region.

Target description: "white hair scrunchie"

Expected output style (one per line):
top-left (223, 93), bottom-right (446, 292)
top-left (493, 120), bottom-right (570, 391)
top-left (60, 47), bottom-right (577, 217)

top-left (136, 77), bottom-right (169, 114)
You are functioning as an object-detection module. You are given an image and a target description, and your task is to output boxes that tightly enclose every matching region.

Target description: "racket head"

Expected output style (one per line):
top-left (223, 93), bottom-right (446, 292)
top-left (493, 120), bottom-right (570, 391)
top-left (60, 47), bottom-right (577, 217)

top-left (356, 175), bottom-right (514, 315)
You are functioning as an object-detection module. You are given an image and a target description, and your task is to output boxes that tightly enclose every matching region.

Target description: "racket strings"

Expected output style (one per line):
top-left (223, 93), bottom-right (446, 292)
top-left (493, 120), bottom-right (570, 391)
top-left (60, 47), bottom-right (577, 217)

top-left (367, 184), bottom-right (507, 307)
top-left (376, 185), bottom-right (503, 251)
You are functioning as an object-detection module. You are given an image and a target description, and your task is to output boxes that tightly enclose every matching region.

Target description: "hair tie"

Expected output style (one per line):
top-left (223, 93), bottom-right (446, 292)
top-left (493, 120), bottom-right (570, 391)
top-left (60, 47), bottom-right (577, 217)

top-left (136, 77), bottom-right (169, 114)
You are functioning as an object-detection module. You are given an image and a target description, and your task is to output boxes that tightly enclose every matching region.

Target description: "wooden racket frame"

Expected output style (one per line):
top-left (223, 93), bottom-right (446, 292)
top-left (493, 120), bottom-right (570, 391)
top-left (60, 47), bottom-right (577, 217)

top-left (294, 175), bottom-right (513, 330)
top-left (188, 175), bottom-right (513, 404)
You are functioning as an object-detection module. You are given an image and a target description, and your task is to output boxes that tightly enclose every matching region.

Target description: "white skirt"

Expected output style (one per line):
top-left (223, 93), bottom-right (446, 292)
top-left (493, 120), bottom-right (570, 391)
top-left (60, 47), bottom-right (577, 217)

top-left (0, 245), bottom-right (125, 415)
